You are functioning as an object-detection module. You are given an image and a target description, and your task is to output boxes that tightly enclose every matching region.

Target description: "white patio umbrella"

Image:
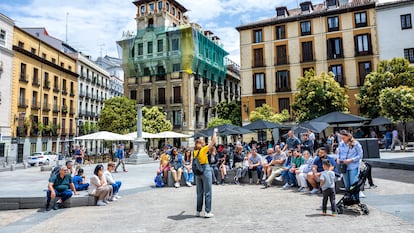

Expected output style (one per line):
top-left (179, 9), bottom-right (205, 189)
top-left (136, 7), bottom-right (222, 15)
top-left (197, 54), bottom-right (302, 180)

top-left (74, 131), bottom-right (134, 141)
top-left (154, 131), bottom-right (192, 138)
top-left (125, 131), bottom-right (158, 139)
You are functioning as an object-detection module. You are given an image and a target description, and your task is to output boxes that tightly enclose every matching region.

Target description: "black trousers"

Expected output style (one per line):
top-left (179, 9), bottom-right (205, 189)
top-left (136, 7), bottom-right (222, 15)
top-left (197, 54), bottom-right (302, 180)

top-left (322, 187), bottom-right (336, 213)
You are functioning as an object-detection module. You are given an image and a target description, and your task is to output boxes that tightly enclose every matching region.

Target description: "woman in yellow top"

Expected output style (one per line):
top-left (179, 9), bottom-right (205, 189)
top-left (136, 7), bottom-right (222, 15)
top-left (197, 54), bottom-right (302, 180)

top-left (194, 128), bottom-right (218, 218)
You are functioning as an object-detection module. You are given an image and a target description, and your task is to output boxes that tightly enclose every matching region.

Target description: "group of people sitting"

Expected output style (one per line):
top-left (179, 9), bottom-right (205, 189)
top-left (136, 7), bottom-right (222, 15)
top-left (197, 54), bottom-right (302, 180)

top-left (45, 160), bottom-right (122, 210)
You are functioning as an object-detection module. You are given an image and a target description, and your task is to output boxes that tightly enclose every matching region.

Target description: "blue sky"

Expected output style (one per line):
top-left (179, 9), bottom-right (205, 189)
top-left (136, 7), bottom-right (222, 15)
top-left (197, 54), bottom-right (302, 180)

top-left (0, 0), bottom-right (309, 63)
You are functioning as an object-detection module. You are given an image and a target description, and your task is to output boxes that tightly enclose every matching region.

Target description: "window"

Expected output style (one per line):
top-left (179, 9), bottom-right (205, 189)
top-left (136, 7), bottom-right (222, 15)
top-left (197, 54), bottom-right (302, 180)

top-left (158, 88), bottom-right (166, 104)
top-left (354, 34), bottom-right (372, 56)
top-left (130, 90), bottom-right (137, 100)
top-left (358, 61), bottom-right (371, 86)
top-left (172, 63), bottom-right (181, 72)
top-left (19, 88), bottom-right (26, 106)
top-left (144, 89), bottom-right (151, 105)
top-left (301, 41), bottom-right (313, 62)
top-left (303, 67), bottom-right (314, 76)
top-left (276, 8), bottom-right (286, 17)
top-left (31, 48), bottom-right (36, 54)
top-left (300, 21), bottom-right (311, 36)
top-left (166, 2), bottom-right (170, 12)
top-left (276, 25), bottom-right (286, 40)
top-left (327, 16), bottom-right (339, 32)
top-left (18, 41), bottom-right (24, 48)
top-left (178, 11), bottom-right (181, 20)
top-left (20, 63), bottom-right (27, 81)
top-left (32, 91), bottom-right (38, 107)
top-left (327, 37), bottom-right (343, 59)
top-left (149, 3), bottom-right (154, 12)
top-left (172, 7), bottom-right (176, 16)
top-left (276, 70), bottom-right (290, 92)
top-left (253, 48), bottom-right (264, 67)
top-left (326, 0), bottom-right (337, 8)
top-left (51, 58), bottom-right (56, 64)
top-left (33, 68), bottom-right (39, 85)
top-left (276, 45), bottom-right (288, 65)
top-left (355, 11), bottom-right (367, 27)
top-left (42, 53), bottom-right (46, 59)
top-left (253, 29), bottom-right (262, 43)
top-left (0, 29), bottom-right (5, 46)
top-left (253, 73), bottom-right (266, 93)
top-left (140, 5), bottom-right (145, 14)
top-left (401, 14), bottom-right (412, 30)
top-left (157, 39), bottom-right (163, 52)
top-left (158, 1), bottom-right (163, 11)
top-left (255, 99), bottom-right (266, 108)
top-left (278, 98), bottom-right (290, 113)
top-left (138, 43), bottom-right (143, 55)
top-left (404, 48), bottom-right (414, 63)
top-left (148, 18), bottom-right (154, 28)
top-left (171, 38), bottom-right (179, 51)
top-left (329, 64), bottom-right (344, 86)
top-left (147, 41), bottom-right (153, 54)
top-left (173, 86), bottom-right (182, 103)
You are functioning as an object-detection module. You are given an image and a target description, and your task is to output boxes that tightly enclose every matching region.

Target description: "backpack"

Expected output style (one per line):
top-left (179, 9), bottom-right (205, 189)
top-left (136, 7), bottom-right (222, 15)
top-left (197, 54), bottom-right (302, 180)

top-left (50, 165), bottom-right (61, 178)
top-left (154, 173), bottom-right (164, 187)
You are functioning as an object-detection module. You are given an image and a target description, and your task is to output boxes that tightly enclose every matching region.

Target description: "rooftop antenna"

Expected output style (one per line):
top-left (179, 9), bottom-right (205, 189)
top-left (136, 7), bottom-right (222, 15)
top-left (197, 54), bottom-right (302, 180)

top-left (65, 12), bottom-right (69, 43)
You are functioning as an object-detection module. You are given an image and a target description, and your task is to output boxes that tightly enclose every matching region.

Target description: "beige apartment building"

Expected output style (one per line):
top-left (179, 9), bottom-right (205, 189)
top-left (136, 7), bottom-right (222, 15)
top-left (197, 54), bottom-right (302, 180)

top-left (237, 0), bottom-right (379, 124)
top-left (11, 27), bottom-right (78, 162)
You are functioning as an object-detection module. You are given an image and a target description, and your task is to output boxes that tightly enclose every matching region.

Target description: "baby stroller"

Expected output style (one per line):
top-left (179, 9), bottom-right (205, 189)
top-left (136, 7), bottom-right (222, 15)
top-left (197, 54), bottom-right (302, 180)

top-left (336, 161), bottom-right (370, 215)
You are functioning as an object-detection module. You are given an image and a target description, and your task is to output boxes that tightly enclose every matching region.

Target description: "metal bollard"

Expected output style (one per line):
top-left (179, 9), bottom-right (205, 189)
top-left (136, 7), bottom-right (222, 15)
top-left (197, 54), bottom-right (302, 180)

top-left (10, 164), bottom-right (16, 171)
top-left (23, 162), bottom-right (28, 169)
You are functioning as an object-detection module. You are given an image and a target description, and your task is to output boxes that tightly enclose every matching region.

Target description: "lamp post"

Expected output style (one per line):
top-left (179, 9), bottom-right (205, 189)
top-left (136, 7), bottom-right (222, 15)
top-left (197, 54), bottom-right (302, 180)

top-left (126, 104), bottom-right (151, 164)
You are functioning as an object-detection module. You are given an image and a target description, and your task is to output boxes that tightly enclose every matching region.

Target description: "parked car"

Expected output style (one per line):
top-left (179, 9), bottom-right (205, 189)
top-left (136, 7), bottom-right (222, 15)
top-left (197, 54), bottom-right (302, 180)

top-left (27, 151), bottom-right (58, 166)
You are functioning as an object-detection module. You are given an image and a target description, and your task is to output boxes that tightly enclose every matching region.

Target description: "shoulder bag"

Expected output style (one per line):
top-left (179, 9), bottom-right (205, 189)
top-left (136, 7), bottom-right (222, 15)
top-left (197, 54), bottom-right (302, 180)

top-left (192, 150), bottom-right (204, 176)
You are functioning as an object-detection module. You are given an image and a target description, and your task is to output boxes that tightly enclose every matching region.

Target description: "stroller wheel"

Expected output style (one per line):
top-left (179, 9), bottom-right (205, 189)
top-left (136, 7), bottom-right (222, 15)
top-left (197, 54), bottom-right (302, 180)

top-left (337, 205), bottom-right (344, 214)
top-left (360, 204), bottom-right (369, 215)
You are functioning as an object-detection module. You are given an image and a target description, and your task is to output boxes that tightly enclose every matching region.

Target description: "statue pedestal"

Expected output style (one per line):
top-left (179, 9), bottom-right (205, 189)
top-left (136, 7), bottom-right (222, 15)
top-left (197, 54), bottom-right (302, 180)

top-left (126, 138), bottom-right (153, 164)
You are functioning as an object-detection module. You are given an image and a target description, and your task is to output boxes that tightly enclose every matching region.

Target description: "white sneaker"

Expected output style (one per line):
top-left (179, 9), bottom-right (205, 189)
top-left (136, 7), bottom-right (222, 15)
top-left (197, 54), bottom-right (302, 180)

top-left (359, 191), bottom-right (366, 198)
top-left (195, 212), bottom-right (201, 217)
top-left (96, 200), bottom-right (106, 206)
top-left (103, 199), bottom-right (110, 204)
top-left (174, 182), bottom-right (179, 188)
top-left (281, 183), bottom-right (290, 190)
top-left (310, 188), bottom-right (321, 194)
top-left (186, 182), bottom-right (192, 187)
top-left (204, 212), bottom-right (214, 218)
top-left (110, 196), bottom-right (118, 201)
top-left (262, 175), bottom-right (267, 180)
top-left (275, 176), bottom-right (283, 182)
top-left (115, 195), bottom-right (121, 199)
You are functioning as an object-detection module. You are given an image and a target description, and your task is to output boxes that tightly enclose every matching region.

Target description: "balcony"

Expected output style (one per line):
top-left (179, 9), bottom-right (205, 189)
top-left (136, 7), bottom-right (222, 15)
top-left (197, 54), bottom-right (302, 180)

top-left (195, 97), bottom-right (203, 105)
top-left (18, 99), bottom-right (28, 108)
top-left (31, 101), bottom-right (41, 110)
top-left (53, 86), bottom-right (60, 93)
top-left (85, 93), bottom-right (90, 100)
top-left (61, 128), bottom-right (67, 136)
top-left (144, 98), bottom-right (151, 105)
top-left (69, 108), bottom-right (75, 115)
top-left (19, 73), bottom-right (29, 83)
top-left (42, 104), bottom-right (50, 112)
top-left (196, 122), bottom-right (204, 129)
top-left (32, 78), bottom-right (40, 87)
top-left (156, 75), bottom-right (166, 81)
top-left (53, 105), bottom-right (60, 113)
top-left (276, 56), bottom-right (289, 66)
top-left (79, 90), bottom-right (85, 98)
top-left (62, 88), bottom-right (68, 95)
top-left (204, 98), bottom-right (210, 107)
top-left (170, 96), bottom-right (183, 104)
top-left (70, 91), bottom-right (75, 97)
top-left (61, 105), bottom-right (68, 114)
top-left (155, 98), bottom-right (166, 105)
top-left (43, 81), bottom-right (50, 90)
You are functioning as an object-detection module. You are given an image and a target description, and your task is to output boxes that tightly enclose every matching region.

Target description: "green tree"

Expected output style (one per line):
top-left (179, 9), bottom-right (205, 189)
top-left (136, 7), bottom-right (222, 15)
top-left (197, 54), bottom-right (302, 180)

top-left (379, 86), bottom-right (414, 151)
top-left (207, 117), bottom-right (232, 128)
top-left (292, 70), bottom-right (349, 122)
top-left (215, 100), bottom-right (241, 125)
top-left (357, 58), bottom-right (414, 118)
top-left (98, 96), bottom-right (137, 134)
top-left (249, 104), bottom-right (290, 123)
top-left (142, 106), bottom-right (172, 133)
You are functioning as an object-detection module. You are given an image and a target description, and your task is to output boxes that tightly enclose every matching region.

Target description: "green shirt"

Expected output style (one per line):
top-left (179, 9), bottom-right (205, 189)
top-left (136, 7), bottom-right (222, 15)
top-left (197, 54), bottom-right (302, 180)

top-left (291, 156), bottom-right (305, 168)
top-left (49, 174), bottom-right (72, 192)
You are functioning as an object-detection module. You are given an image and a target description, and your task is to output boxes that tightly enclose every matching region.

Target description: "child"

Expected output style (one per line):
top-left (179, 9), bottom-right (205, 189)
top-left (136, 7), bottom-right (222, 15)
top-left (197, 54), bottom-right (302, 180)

top-left (73, 168), bottom-right (89, 191)
top-left (320, 159), bottom-right (337, 216)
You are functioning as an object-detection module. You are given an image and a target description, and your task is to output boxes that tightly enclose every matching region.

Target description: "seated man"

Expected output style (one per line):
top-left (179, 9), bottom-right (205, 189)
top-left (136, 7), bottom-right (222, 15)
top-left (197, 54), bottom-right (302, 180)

top-left (46, 166), bottom-right (78, 211)
top-left (247, 149), bottom-right (263, 184)
top-left (73, 168), bottom-right (89, 191)
top-left (263, 145), bottom-right (286, 188)
top-left (262, 148), bottom-right (275, 181)
top-left (307, 147), bottom-right (338, 194)
top-left (104, 162), bottom-right (122, 200)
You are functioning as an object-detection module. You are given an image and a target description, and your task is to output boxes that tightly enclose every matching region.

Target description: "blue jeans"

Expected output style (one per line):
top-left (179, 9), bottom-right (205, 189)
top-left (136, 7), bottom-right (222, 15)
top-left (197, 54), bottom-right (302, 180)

top-left (248, 165), bottom-right (263, 179)
top-left (196, 164), bottom-right (212, 213)
top-left (343, 167), bottom-right (359, 190)
top-left (183, 169), bottom-right (194, 183)
top-left (46, 189), bottom-right (73, 205)
top-left (287, 171), bottom-right (296, 186)
top-left (111, 181), bottom-right (122, 194)
top-left (75, 183), bottom-right (89, 191)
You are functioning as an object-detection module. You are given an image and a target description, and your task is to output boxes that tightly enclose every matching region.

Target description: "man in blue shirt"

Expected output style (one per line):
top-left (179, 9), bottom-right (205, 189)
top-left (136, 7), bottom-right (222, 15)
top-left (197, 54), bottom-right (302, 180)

top-left (283, 130), bottom-right (301, 152)
top-left (115, 144), bottom-right (128, 172)
top-left (46, 166), bottom-right (78, 211)
top-left (307, 147), bottom-right (337, 194)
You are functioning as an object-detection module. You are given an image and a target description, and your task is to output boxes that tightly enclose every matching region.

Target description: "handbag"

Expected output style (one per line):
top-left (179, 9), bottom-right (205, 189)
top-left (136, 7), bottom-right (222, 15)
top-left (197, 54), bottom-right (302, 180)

top-left (192, 150), bottom-right (204, 176)
top-left (338, 162), bottom-right (347, 174)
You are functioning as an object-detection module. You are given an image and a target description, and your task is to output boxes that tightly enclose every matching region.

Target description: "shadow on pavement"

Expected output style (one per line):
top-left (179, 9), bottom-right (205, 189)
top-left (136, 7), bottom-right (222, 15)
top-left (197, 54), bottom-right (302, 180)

top-left (167, 211), bottom-right (196, 221)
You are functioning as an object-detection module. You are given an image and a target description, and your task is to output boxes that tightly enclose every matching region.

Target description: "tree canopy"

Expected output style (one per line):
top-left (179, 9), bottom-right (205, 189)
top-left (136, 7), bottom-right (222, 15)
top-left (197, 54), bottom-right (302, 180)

top-left (215, 100), bottom-right (241, 126)
top-left (249, 104), bottom-right (290, 123)
top-left (379, 86), bottom-right (414, 123)
top-left (207, 117), bottom-right (232, 128)
top-left (98, 96), bottom-right (137, 134)
top-left (142, 106), bottom-right (172, 133)
top-left (357, 58), bottom-right (414, 118)
top-left (292, 70), bottom-right (349, 122)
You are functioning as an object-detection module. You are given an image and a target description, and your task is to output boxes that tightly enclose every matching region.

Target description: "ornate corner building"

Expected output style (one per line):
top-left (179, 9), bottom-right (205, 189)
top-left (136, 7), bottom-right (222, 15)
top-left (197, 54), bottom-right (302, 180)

top-left (237, 0), bottom-right (380, 124)
top-left (118, 0), bottom-right (241, 138)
